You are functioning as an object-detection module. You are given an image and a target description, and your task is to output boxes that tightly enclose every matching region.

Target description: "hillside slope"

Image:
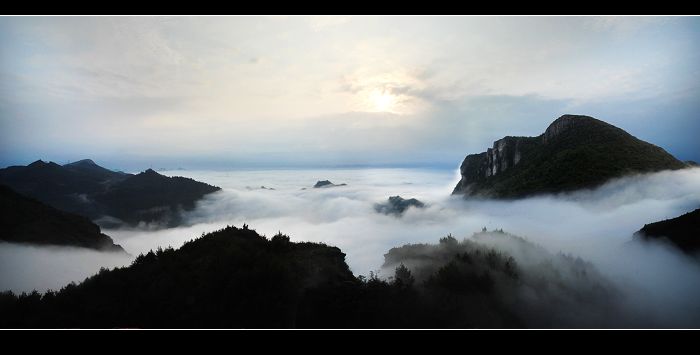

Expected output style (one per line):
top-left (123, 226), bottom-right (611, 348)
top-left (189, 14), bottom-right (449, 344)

top-left (0, 185), bottom-right (124, 252)
top-left (453, 115), bottom-right (687, 198)
top-left (0, 160), bottom-right (220, 227)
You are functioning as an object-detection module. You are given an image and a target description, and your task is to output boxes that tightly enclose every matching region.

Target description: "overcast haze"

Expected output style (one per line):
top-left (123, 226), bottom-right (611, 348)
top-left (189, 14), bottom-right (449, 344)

top-left (1, 16), bottom-right (699, 169)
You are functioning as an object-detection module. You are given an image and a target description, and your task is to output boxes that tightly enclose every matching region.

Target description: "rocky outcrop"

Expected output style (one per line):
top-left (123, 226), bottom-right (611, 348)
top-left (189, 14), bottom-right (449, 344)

top-left (374, 196), bottom-right (425, 216)
top-left (453, 114), bottom-right (687, 198)
top-left (458, 136), bottom-right (530, 183)
top-left (542, 114), bottom-right (580, 143)
top-left (313, 180), bottom-right (347, 188)
top-left (453, 135), bottom-right (535, 195)
top-left (246, 185), bottom-right (276, 190)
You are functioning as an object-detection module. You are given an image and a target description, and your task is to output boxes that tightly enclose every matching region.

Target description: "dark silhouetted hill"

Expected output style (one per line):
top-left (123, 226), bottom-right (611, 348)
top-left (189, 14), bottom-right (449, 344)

top-left (94, 169), bottom-right (220, 227)
top-left (0, 226), bottom-right (636, 328)
top-left (453, 115), bottom-right (687, 198)
top-left (0, 225), bottom-right (355, 328)
top-left (374, 196), bottom-right (425, 216)
top-left (0, 160), bottom-right (220, 227)
top-left (0, 185), bottom-right (124, 252)
top-left (635, 208), bottom-right (700, 254)
top-left (313, 180), bottom-right (347, 188)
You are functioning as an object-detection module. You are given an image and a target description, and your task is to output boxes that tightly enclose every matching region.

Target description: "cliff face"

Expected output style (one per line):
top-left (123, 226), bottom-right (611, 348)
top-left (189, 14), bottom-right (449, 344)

top-left (453, 114), bottom-right (687, 198)
top-left (457, 136), bottom-right (529, 186)
top-left (453, 135), bottom-right (537, 195)
top-left (542, 114), bottom-right (580, 143)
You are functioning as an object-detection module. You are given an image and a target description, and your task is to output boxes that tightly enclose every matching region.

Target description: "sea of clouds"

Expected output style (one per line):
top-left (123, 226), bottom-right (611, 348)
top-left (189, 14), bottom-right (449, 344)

top-left (2, 167), bottom-right (700, 326)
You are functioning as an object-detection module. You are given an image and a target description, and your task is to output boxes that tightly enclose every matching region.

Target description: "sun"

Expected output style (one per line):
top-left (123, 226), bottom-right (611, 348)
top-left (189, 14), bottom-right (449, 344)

top-left (369, 89), bottom-right (396, 112)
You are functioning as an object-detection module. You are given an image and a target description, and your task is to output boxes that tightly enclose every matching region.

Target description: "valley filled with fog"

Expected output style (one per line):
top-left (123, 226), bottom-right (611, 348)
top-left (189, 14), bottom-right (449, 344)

top-left (2, 167), bottom-right (700, 325)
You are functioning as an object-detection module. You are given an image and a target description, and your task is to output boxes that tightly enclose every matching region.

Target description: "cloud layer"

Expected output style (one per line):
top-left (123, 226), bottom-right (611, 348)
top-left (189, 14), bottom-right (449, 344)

top-left (1, 16), bottom-right (699, 168)
top-left (3, 167), bottom-right (699, 326)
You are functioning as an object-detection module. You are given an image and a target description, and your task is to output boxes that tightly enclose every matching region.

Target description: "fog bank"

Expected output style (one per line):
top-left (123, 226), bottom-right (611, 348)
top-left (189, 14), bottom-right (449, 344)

top-left (2, 167), bottom-right (700, 326)
top-left (0, 243), bottom-right (131, 293)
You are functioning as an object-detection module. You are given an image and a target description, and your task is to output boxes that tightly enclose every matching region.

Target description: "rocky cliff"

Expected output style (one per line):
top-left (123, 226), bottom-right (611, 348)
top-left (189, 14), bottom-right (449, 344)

top-left (453, 114), bottom-right (688, 198)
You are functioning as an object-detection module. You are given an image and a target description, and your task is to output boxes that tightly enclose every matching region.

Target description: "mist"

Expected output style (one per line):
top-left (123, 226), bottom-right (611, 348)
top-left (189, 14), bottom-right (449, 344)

top-left (0, 243), bottom-right (131, 293)
top-left (2, 166), bottom-right (700, 326)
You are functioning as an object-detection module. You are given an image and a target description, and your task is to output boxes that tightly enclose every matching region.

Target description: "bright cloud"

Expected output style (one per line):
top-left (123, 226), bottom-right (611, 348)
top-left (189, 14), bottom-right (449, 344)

top-left (1, 16), bottom-right (699, 168)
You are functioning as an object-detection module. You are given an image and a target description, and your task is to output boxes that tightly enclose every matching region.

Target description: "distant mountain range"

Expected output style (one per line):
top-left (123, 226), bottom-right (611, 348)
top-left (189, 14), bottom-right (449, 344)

top-left (0, 185), bottom-right (124, 252)
top-left (635, 208), bottom-right (700, 254)
top-left (0, 159), bottom-right (220, 227)
top-left (453, 114), bottom-right (690, 198)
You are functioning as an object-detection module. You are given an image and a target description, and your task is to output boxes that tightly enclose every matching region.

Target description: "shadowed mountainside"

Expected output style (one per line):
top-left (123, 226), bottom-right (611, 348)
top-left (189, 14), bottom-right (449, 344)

top-left (453, 114), bottom-right (688, 198)
top-left (0, 225), bottom-right (645, 328)
top-left (0, 185), bottom-right (124, 252)
top-left (635, 208), bottom-right (700, 254)
top-left (93, 169), bottom-right (221, 227)
top-left (0, 160), bottom-right (220, 227)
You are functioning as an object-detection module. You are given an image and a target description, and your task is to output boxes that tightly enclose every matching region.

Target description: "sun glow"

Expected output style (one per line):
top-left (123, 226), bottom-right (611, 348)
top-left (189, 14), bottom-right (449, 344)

top-left (369, 90), bottom-right (396, 112)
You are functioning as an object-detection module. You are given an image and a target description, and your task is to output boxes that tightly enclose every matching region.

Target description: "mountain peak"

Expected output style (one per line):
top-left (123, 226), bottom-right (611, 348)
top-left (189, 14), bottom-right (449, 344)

top-left (65, 159), bottom-right (97, 167)
top-left (314, 180), bottom-right (333, 188)
top-left (453, 114), bottom-right (686, 198)
top-left (556, 113), bottom-right (593, 121)
top-left (27, 159), bottom-right (61, 169)
top-left (28, 159), bottom-right (47, 167)
top-left (543, 114), bottom-right (607, 144)
top-left (143, 168), bottom-right (159, 175)
top-left (313, 180), bottom-right (347, 188)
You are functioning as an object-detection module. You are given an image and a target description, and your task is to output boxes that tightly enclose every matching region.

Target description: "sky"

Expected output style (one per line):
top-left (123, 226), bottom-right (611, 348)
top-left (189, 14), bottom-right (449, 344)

top-left (1, 16), bottom-right (699, 170)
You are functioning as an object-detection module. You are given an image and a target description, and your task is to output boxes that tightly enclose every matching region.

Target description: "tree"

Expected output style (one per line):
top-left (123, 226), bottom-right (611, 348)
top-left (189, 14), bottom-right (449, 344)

top-left (393, 264), bottom-right (415, 288)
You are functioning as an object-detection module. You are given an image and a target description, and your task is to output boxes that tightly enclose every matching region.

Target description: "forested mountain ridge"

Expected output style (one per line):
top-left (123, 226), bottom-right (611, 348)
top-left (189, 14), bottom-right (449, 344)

top-left (0, 160), bottom-right (220, 227)
top-left (453, 115), bottom-right (688, 198)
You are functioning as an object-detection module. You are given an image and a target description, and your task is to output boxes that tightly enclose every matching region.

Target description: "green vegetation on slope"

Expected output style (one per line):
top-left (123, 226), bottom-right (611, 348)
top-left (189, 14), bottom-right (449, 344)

top-left (454, 115), bottom-right (687, 198)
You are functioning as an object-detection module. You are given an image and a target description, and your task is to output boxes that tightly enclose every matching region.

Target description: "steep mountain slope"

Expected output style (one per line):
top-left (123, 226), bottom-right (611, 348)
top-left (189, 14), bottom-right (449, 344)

top-left (0, 185), bottom-right (124, 252)
top-left (453, 115), bottom-right (687, 198)
top-left (95, 169), bottom-right (221, 226)
top-left (635, 208), bottom-right (700, 254)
